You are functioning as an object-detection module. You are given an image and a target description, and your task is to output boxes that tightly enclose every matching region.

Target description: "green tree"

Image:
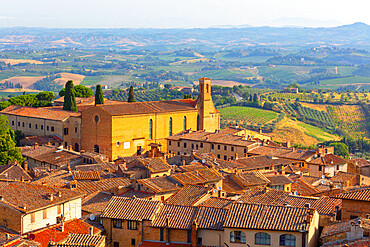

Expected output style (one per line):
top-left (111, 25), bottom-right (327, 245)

top-left (0, 115), bottom-right (24, 165)
top-left (95, 84), bottom-right (105, 105)
top-left (128, 86), bottom-right (135, 102)
top-left (329, 143), bottom-right (349, 159)
top-left (59, 85), bottom-right (93, 98)
top-left (0, 101), bottom-right (10, 110)
top-left (63, 80), bottom-right (77, 112)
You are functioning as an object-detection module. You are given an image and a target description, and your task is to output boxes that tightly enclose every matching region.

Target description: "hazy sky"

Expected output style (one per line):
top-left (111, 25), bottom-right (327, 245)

top-left (0, 0), bottom-right (369, 28)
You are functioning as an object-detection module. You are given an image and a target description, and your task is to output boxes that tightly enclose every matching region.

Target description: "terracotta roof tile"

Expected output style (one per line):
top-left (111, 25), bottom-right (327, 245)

top-left (351, 158), bottom-right (370, 167)
top-left (199, 197), bottom-right (233, 209)
top-left (72, 171), bottom-right (101, 180)
top-left (82, 191), bottom-right (113, 215)
top-left (94, 99), bottom-right (197, 116)
top-left (224, 203), bottom-right (309, 232)
top-left (221, 175), bottom-right (244, 194)
top-left (171, 168), bottom-right (223, 185)
top-left (232, 171), bottom-right (270, 188)
top-left (101, 197), bottom-right (160, 220)
top-left (309, 153), bottom-right (347, 166)
top-left (128, 157), bottom-right (171, 173)
top-left (1, 105), bottom-right (80, 121)
top-left (165, 185), bottom-right (210, 206)
top-left (138, 176), bottom-right (181, 193)
top-left (32, 219), bottom-right (100, 247)
top-left (20, 135), bottom-right (63, 146)
top-left (330, 172), bottom-right (359, 184)
top-left (195, 206), bottom-right (229, 230)
top-left (291, 178), bottom-right (321, 196)
top-left (151, 204), bottom-right (197, 230)
top-left (333, 187), bottom-right (370, 201)
top-left (0, 181), bottom-right (83, 212)
top-left (60, 233), bottom-right (105, 246)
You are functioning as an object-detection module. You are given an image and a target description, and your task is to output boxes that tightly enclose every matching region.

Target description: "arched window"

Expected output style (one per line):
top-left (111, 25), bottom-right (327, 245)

top-left (149, 119), bottom-right (153, 140)
top-left (94, 145), bottom-right (99, 153)
top-left (280, 234), bottom-right (296, 246)
top-left (230, 231), bottom-right (246, 243)
top-left (74, 143), bottom-right (79, 152)
top-left (197, 115), bottom-right (200, 131)
top-left (183, 116), bottom-right (187, 130)
top-left (255, 232), bottom-right (271, 245)
top-left (169, 117), bottom-right (173, 136)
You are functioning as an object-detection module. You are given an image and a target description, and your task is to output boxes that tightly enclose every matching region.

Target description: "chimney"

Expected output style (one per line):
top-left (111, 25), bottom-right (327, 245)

top-left (235, 153), bottom-right (238, 160)
top-left (182, 159), bottom-right (186, 166)
top-left (48, 193), bottom-right (54, 201)
top-left (34, 142), bottom-right (39, 150)
top-left (89, 227), bottom-right (94, 236)
top-left (57, 191), bottom-right (62, 197)
top-left (21, 176), bottom-right (24, 182)
top-left (259, 127), bottom-right (262, 134)
top-left (23, 161), bottom-right (28, 171)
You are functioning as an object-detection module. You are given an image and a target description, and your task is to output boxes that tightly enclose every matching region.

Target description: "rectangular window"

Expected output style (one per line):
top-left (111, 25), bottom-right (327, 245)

top-left (127, 220), bottom-right (138, 230)
top-left (191, 143), bottom-right (194, 149)
top-left (196, 144), bottom-right (198, 150)
top-left (57, 204), bottom-right (62, 215)
top-left (177, 142), bottom-right (180, 147)
top-left (224, 146), bottom-right (227, 151)
top-left (169, 141), bottom-right (171, 146)
top-left (47, 126), bottom-right (49, 131)
top-left (319, 166), bottom-right (322, 171)
top-left (43, 209), bottom-right (47, 219)
top-left (187, 230), bottom-right (192, 243)
top-left (11, 121), bottom-right (14, 126)
top-left (41, 125), bottom-right (43, 130)
top-left (184, 143), bottom-right (187, 148)
top-left (231, 147), bottom-right (234, 151)
top-left (75, 127), bottom-right (77, 133)
top-left (131, 239), bottom-right (136, 246)
top-left (51, 126), bottom-right (54, 132)
top-left (114, 242), bottom-right (119, 247)
top-left (244, 148), bottom-right (247, 153)
top-left (29, 123), bottom-right (31, 128)
top-left (217, 154), bottom-right (220, 159)
top-left (35, 124), bottom-right (38, 129)
top-left (31, 213), bottom-right (35, 223)
top-left (211, 144), bottom-right (214, 149)
top-left (337, 165), bottom-right (340, 170)
top-left (64, 128), bottom-right (68, 135)
top-left (200, 143), bottom-right (203, 148)
top-left (18, 122), bottom-right (20, 127)
top-left (160, 228), bottom-right (164, 241)
top-left (218, 145), bottom-right (220, 150)
top-left (113, 219), bottom-right (123, 228)
top-left (22, 122), bottom-right (24, 127)
top-left (224, 155), bottom-right (227, 160)
top-left (64, 142), bottom-right (68, 148)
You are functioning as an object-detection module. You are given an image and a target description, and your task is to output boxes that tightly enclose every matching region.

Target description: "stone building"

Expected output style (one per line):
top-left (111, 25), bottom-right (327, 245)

top-left (334, 187), bottom-right (370, 221)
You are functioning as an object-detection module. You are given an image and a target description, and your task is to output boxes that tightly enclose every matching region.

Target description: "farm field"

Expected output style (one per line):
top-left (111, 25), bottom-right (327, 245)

top-left (327, 105), bottom-right (369, 139)
top-left (0, 59), bottom-right (44, 65)
top-left (270, 118), bottom-right (340, 146)
top-left (219, 106), bottom-right (278, 125)
top-left (318, 76), bottom-right (370, 89)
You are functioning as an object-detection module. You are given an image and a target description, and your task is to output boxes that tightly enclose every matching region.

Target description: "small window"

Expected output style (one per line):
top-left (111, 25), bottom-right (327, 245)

top-left (319, 166), bottom-right (322, 171)
top-left (43, 209), bottom-right (47, 219)
top-left (18, 122), bottom-right (20, 127)
top-left (224, 146), bottom-right (227, 151)
top-left (64, 128), bottom-right (69, 135)
top-left (113, 219), bottom-right (123, 228)
top-left (231, 146), bottom-right (234, 152)
top-left (211, 144), bottom-right (214, 149)
top-left (184, 143), bottom-right (187, 148)
top-left (169, 141), bottom-right (171, 146)
top-left (11, 121), bottom-right (14, 126)
top-left (200, 143), bottom-right (203, 148)
top-left (47, 126), bottom-right (49, 131)
top-left (280, 234), bottom-right (296, 246)
top-left (94, 115), bottom-right (99, 123)
top-left (65, 142), bottom-right (68, 148)
top-left (196, 144), bottom-right (198, 150)
top-left (51, 126), bottom-right (54, 132)
top-left (197, 237), bottom-right (203, 245)
top-left (114, 242), bottom-right (119, 247)
top-left (224, 155), bottom-right (227, 160)
top-left (217, 154), bottom-right (220, 159)
top-left (31, 213), bottom-right (35, 223)
top-left (29, 123), bottom-right (31, 128)
top-left (218, 145), bottom-right (220, 150)
top-left (35, 124), bottom-right (38, 129)
top-left (131, 239), bottom-right (136, 246)
top-left (41, 125), bottom-right (43, 130)
top-left (255, 232), bottom-right (271, 245)
top-left (160, 228), bottom-right (164, 241)
top-left (127, 220), bottom-right (138, 230)
top-left (336, 165), bottom-right (340, 170)
top-left (22, 122), bottom-right (25, 127)
top-left (177, 142), bottom-right (180, 147)
top-left (191, 143), bottom-right (194, 149)
top-left (230, 231), bottom-right (246, 243)
top-left (244, 148), bottom-right (247, 153)
top-left (75, 127), bottom-right (77, 133)
top-left (116, 141), bottom-right (121, 147)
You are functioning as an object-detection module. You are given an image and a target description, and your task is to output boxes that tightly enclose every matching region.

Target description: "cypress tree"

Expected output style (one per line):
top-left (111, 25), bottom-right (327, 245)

top-left (63, 80), bottom-right (77, 112)
top-left (95, 84), bottom-right (104, 105)
top-left (128, 86), bottom-right (135, 102)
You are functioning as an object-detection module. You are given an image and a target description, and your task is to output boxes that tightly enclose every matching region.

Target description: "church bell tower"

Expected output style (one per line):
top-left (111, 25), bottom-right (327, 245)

top-left (195, 77), bottom-right (220, 132)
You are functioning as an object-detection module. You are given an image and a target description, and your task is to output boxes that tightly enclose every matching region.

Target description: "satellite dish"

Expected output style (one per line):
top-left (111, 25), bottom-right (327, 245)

top-left (90, 214), bottom-right (96, 221)
top-left (28, 234), bottom-right (35, 240)
top-left (217, 186), bottom-right (222, 190)
top-left (202, 159), bottom-right (206, 164)
top-left (322, 175), bottom-right (325, 179)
